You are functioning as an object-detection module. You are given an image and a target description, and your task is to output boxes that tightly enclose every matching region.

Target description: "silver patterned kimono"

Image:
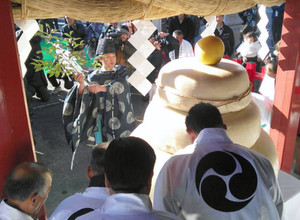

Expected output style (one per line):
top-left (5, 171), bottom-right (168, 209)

top-left (63, 65), bottom-right (136, 151)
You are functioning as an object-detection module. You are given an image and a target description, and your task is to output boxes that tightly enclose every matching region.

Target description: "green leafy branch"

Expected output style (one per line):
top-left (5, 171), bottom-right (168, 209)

top-left (31, 24), bottom-right (101, 79)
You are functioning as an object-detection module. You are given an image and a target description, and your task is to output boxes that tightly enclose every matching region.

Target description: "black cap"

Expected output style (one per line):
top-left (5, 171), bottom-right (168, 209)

top-left (97, 38), bottom-right (116, 55)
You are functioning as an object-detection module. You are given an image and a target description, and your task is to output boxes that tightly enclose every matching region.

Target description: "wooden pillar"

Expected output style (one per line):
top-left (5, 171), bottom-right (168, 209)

top-left (0, 0), bottom-right (38, 211)
top-left (270, 0), bottom-right (300, 173)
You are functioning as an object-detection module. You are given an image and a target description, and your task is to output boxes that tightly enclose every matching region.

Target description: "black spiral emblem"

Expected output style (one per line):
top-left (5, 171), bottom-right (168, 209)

top-left (195, 151), bottom-right (257, 212)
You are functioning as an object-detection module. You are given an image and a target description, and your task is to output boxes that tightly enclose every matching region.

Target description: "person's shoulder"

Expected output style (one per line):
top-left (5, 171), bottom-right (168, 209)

top-left (62, 24), bottom-right (69, 31)
top-left (224, 24), bottom-right (234, 32)
top-left (184, 16), bottom-right (194, 23)
top-left (115, 65), bottom-right (127, 73)
top-left (230, 143), bottom-right (272, 167)
top-left (162, 150), bottom-right (193, 172)
top-left (182, 39), bottom-right (193, 48)
top-left (76, 208), bottom-right (102, 220)
top-left (153, 209), bottom-right (181, 220)
top-left (75, 22), bottom-right (85, 28)
top-left (53, 192), bottom-right (83, 209)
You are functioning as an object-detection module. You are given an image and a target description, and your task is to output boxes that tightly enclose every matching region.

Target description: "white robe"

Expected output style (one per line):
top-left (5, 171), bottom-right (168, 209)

top-left (0, 200), bottom-right (33, 220)
top-left (236, 40), bottom-right (261, 58)
top-left (77, 193), bottom-right (180, 220)
top-left (154, 128), bottom-right (284, 220)
top-left (49, 187), bottom-right (109, 220)
top-left (169, 39), bottom-right (194, 60)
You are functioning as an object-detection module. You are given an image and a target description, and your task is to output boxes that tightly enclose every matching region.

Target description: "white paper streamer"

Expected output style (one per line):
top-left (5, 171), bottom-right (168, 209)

top-left (258, 5), bottom-right (271, 60)
top-left (127, 20), bottom-right (156, 96)
top-left (201, 16), bottom-right (217, 38)
top-left (128, 70), bottom-right (152, 96)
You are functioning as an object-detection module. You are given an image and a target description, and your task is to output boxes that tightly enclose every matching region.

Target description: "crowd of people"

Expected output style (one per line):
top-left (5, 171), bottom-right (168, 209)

top-left (24, 6), bottom-right (284, 105)
top-left (11, 6), bottom-right (287, 219)
top-left (1, 103), bottom-right (284, 219)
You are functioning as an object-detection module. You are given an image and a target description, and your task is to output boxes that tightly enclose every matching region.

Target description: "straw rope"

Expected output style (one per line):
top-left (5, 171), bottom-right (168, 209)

top-left (21, 0), bottom-right (26, 19)
top-left (11, 0), bottom-right (285, 22)
top-left (142, 0), bottom-right (157, 20)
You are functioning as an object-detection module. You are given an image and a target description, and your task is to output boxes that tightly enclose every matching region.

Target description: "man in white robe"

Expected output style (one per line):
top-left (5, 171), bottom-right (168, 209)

top-left (169, 30), bottom-right (194, 60)
top-left (154, 103), bottom-right (284, 220)
top-left (49, 143), bottom-right (109, 220)
top-left (0, 162), bottom-right (52, 220)
top-left (78, 137), bottom-right (180, 220)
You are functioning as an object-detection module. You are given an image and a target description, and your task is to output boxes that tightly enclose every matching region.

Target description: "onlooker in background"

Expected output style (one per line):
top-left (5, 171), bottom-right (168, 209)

top-left (115, 25), bottom-right (136, 75)
top-left (24, 35), bottom-right (50, 103)
top-left (168, 14), bottom-right (195, 45)
top-left (144, 32), bottom-right (164, 102)
top-left (235, 31), bottom-right (262, 66)
top-left (238, 6), bottom-right (260, 32)
top-left (49, 143), bottom-right (109, 220)
top-left (169, 30), bottom-right (194, 61)
top-left (62, 16), bottom-right (89, 70)
top-left (156, 31), bottom-right (179, 64)
top-left (259, 60), bottom-right (277, 101)
top-left (264, 40), bottom-right (280, 63)
top-left (85, 22), bottom-right (104, 58)
top-left (214, 15), bottom-right (235, 57)
top-left (100, 23), bottom-right (118, 39)
top-left (147, 33), bottom-right (163, 85)
top-left (123, 21), bottom-right (137, 37)
top-left (272, 3), bottom-right (285, 45)
top-left (189, 15), bottom-right (202, 45)
top-left (0, 162), bottom-right (52, 220)
top-left (39, 18), bottom-right (59, 33)
top-left (252, 60), bottom-right (277, 134)
top-left (77, 137), bottom-right (180, 220)
top-left (47, 16), bottom-right (89, 94)
top-left (236, 23), bottom-right (254, 48)
top-left (154, 103), bottom-right (284, 220)
top-left (62, 17), bottom-right (88, 52)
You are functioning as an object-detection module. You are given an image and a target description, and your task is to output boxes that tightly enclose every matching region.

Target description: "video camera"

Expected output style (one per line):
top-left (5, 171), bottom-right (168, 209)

top-left (106, 25), bottom-right (123, 39)
top-left (104, 25), bottom-right (130, 48)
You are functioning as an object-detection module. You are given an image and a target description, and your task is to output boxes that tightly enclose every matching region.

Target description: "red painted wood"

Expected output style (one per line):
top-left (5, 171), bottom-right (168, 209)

top-left (246, 62), bottom-right (256, 91)
top-left (0, 0), bottom-right (46, 218)
top-left (270, 0), bottom-right (300, 173)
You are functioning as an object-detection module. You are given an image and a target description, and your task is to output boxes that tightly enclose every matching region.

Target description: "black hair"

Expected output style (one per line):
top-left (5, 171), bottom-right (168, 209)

top-left (173, 29), bottom-right (183, 36)
top-left (185, 103), bottom-right (224, 133)
top-left (246, 31), bottom-right (257, 41)
top-left (104, 137), bottom-right (156, 193)
top-left (90, 143), bottom-right (108, 174)
top-left (265, 59), bottom-right (278, 75)
top-left (240, 24), bottom-right (253, 37)
top-left (88, 173), bottom-right (105, 187)
top-left (5, 162), bottom-right (52, 201)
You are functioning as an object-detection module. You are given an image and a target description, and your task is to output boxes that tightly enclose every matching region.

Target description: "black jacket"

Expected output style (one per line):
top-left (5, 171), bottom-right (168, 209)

top-left (169, 16), bottom-right (195, 45)
top-left (62, 22), bottom-right (88, 51)
top-left (214, 24), bottom-right (235, 57)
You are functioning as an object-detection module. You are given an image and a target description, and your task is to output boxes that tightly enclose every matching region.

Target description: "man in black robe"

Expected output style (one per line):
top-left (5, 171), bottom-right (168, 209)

top-left (63, 38), bottom-right (136, 151)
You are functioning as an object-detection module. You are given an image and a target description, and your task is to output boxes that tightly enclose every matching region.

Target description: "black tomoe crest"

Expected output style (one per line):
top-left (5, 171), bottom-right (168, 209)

top-left (195, 151), bottom-right (258, 212)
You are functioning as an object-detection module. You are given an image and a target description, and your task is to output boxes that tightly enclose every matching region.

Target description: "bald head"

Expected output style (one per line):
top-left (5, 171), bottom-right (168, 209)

top-left (5, 162), bottom-right (52, 201)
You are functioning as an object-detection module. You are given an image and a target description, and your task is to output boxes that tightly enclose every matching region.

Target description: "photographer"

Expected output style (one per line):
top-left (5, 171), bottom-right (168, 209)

top-left (144, 31), bottom-right (179, 101)
top-left (155, 31), bottom-right (180, 64)
top-left (96, 24), bottom-right (136, 75)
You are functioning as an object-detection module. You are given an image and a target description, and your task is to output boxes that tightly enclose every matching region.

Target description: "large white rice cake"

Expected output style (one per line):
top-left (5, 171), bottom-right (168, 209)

top-left (132, 98), bottom-right (261, 153)
top-left (156, 58), bottom-right (252, 114)
top-left (251, 129), bottom-right (279, 176)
